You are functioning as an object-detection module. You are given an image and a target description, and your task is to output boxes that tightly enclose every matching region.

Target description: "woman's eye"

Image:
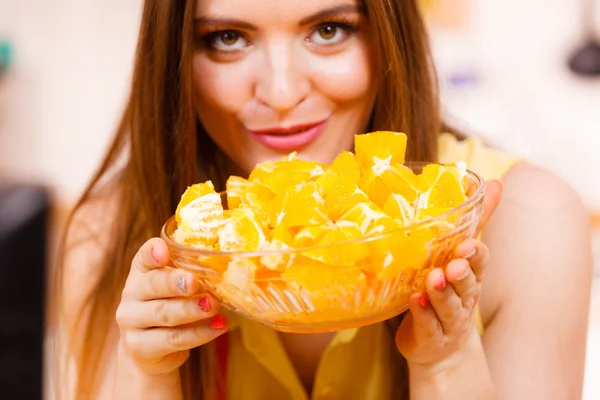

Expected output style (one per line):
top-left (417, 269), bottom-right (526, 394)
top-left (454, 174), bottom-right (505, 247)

top-left (206, 31), bottom-right (248, 52)
top-left (307, 23), bottom-right (353, 46)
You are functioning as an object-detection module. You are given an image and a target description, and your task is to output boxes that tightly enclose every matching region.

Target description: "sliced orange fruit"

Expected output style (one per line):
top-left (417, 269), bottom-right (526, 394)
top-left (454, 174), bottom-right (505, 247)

top-left (222, 257), bottom-right (258, 288)
top-left (226, 176), bottom-right (250, 209)
top-left (292, 225), bottom-right (331, 248)
top-left (359, 164), bottom-right (419, 209)
top-left (275, 182), bottom-right (330, 228)
top-left (197, 254), bottom-right (231, 273)
top-left (248, 160), bottom-right (276, 182)
top-left (418, 163), bottom-right (465, 192)
top-left (172, 129), bottom-right (477, 313)
top-left (259, 239), bottom-right (295, 272)
top-left (175, 181), bottom-right (218, 224)
top-left (218, 207), bottom-right (267, 252)
top-left (328, 150), bottom-right (361, 184)
top-left (302, 221), bottom-right (369, 266)
top-left (282, 255), bottom-right (366, 308)
top-left (354, 131), bottom-right (407, 169)
top-left (173, 188), bottom-right (225, 249)
top-left (338, 201), bottom-right (387, 234)
top-left (270, 223), bottom-right (296, 246)
top-left (261, 157), bottom-right (325, 194)
top-left (382, 193), bottom-right (415, 226)
top-left (366, 231), bottom-right (431, 280)
top-left (426, 171), bottom-right (467, 209)
top-left (315, 171), bottom-right (369, 221)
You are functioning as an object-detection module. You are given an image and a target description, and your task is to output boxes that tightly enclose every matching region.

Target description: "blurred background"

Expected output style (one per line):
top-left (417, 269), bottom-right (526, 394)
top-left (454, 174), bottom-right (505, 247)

top-left (0, 0), bottom-right (599, 398)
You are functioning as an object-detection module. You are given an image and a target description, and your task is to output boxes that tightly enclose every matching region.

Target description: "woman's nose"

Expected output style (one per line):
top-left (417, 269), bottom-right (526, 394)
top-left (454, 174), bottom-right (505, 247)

top-left (254, 40), bottom-right (310, 113)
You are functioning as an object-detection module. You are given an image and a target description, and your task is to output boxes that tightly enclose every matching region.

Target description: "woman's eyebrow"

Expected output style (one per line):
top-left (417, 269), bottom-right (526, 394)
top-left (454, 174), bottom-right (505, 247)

top-left (298, 4), bottom-right (364, 25)
top-left (195, 3), bottom-right (364, 30)
top-left (194, 15), bottom-right (258, 31)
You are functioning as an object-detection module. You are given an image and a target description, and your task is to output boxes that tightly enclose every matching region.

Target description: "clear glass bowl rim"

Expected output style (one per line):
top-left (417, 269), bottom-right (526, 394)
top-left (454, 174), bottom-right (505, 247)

top-left (161, 162), bottom-right (485, 258)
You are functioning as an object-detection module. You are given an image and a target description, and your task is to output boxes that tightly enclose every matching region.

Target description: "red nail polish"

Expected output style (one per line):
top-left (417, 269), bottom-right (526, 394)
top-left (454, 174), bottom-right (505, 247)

top-left (434, 275), bottom-right (446, 291)
top-left (419, 293), bottom-right (428, 308)
top-left (198, 297), bottom-right (211, 312)
top-left (211, 315), bottom-right (227, 330)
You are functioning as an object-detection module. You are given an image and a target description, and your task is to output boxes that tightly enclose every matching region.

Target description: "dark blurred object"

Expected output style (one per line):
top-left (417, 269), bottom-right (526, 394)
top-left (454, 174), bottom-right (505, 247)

top-left (568, 0), bottom-right (600, 76)
top-left (0, 185), bottom-right (49, 400)
top-left (0, 40), bottom-right (12, 74)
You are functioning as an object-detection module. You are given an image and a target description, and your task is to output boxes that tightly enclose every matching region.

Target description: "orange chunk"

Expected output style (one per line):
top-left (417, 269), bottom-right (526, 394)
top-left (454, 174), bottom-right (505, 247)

top-left (359, 164), bottom-right (419, 209)
top-left (259, 239), bottom-right (295, 272)
top-left (175, 181), bottom-right (218, 224)
top-left (275, 182), bottom-right (330, 228)
top-left (339, 202), bottom-right (387, 234)
top-left (270, 223), bottom-right (296, 246)
top-left (282, 256), bottom-right (367, 308)
top-left (242, 182), bottom-right (276, 217)
top-left (367, 231), bottom-right (431, 280)
top-left (354, 131), bottom-right (408, 169)
top-left (173, 190), bottom-right (225, 249)
top-left (426, 171), bottom-right (467, 209)
top-left (382, 193), bottom-right (416, 226)
top-left (302, 221), bottom-right (369, 266)
top-left (292, 225), bottom-right (331, 248)
top-left (249, 160), bottom-right (276, 182)
top-left (218, 207), bottom-right (267, 252)
top-left (418, 163), bottom-right (464, 192)
top-left (260, 156), bottom-right (325, 194)
top-left (315, 171), bottom-right (369, 221)
top-left (222, 258), bottom-right (259, 288)
top-left (329, 150), bottom-right (361, 184)
top-left (226, 176), bottom-right (250, 209)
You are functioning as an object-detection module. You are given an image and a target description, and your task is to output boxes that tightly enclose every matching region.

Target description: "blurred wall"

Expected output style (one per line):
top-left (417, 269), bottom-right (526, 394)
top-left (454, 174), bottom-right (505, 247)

top-left (0, 0), bottom-right (141, 205)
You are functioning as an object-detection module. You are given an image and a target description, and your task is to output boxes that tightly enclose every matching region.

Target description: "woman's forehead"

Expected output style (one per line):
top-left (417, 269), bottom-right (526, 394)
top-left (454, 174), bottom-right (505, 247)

top-left (195, 0), bottom-right (364, 23)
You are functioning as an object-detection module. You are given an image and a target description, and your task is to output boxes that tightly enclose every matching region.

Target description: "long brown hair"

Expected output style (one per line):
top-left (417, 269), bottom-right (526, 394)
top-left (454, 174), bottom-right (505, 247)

top-left (51, 0), bottom-right (444, 398)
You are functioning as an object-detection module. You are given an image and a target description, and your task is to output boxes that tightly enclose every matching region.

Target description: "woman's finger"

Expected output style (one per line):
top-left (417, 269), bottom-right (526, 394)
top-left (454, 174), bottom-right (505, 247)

top-left (116, 294), bottom-right (219, 328)
top-left (408, 292), bottom-right (443, 342)
top-left (123, 266), bottom-right (199, 301)
top-left (445, 259), bottom-right (478, 310)
top-left (455, 239), bottom-right (490, 282)
top-left (425, 268), bottom-right (464, 332)
top-left (132, 238), bottom-right (170, 273)
top-left (124, 315), bottom-right (230, 361)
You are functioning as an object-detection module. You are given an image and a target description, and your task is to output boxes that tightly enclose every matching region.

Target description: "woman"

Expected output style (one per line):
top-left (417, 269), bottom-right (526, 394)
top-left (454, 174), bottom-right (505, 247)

top-left (51, 0), bottom-right (593, 399)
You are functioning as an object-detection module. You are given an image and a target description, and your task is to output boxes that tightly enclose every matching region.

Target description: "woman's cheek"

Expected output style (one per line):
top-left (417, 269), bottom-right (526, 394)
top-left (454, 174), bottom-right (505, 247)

top-left (308, 46), bottom-right (374, 102)
top-left (193, 56), bottom-right (253, 112)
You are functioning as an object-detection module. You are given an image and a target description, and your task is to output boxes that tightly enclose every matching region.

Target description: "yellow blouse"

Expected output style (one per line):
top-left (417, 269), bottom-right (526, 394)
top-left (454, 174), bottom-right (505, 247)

top-left (216, 134), bottom-right (523, 400)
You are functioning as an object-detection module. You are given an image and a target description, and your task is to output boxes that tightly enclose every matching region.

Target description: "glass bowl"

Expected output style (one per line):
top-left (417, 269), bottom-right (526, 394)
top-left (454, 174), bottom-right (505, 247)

top-left (161, 162), bottom-right (485, 333)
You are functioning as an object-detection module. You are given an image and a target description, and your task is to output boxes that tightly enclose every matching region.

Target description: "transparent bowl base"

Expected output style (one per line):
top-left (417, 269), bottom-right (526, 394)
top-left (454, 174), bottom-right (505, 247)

top-left (249, 303), bottom-right (411, 333)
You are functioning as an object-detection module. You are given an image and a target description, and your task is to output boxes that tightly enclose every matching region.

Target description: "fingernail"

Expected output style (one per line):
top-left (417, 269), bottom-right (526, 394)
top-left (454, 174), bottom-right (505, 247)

top-left (434, 275), bottom-right (446, 291)
top-left (456, 266), bottom-right (470, 281)
top-left (151, 247), bottom-right (159, 263)
top-left (198, 297), bottom-right (211, 312)
top-left (211, 314), bottom-right (227, 330)
top-left (464, 248), bottom-right (477, 260)
top-left (176, 276), bottom-right (186, 293)
top-left (419, 293), bottom-right (428, 308)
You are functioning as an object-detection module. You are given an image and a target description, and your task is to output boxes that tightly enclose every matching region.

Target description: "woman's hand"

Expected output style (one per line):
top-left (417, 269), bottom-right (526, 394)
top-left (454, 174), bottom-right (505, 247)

top-left (395, 179), bottom-right (503, 368)
top-left (395, 238), bottom-right (489, 366)
top-left (115, 238), bottom-right (229, 377)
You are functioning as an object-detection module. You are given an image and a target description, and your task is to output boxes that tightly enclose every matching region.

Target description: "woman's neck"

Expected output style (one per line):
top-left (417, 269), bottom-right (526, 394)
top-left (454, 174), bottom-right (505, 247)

top-left (277, 331), bottom-right (336, 394)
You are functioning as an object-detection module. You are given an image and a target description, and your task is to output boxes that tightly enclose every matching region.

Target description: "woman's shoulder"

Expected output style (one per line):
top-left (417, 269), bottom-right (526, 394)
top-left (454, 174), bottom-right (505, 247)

top-left (58, 179), bottom-right (126, 326)
top-left (479, 160), bottom-right (592, 326)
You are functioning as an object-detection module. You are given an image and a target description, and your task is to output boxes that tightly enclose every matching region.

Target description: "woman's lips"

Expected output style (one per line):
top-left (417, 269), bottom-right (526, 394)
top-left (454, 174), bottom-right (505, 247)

top-left (247, 119), bottom-right (328, 151)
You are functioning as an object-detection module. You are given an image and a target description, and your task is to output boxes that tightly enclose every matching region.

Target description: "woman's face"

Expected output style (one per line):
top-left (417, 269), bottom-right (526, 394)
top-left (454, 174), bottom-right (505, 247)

top-left (193, 0), bottom-right (376, 174)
